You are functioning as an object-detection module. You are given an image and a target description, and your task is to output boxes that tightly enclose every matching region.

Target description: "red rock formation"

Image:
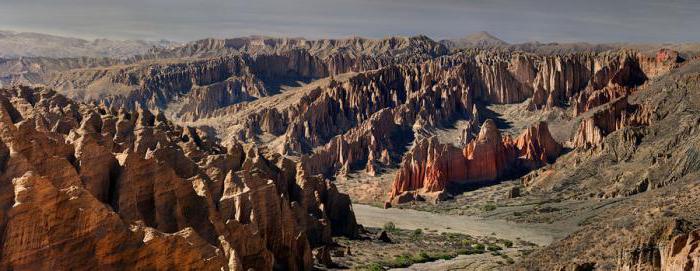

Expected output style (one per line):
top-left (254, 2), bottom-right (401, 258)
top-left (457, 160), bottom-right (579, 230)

top-left (572, 85), bottom-right (633, 116)
top-left (0, 86), bottom-right (358, 270)
top-left (638, 49), bottom-right (686, 78)
top-left (218, 50), bottom-right (658, 155)
top-left (32, 48), bottom-right (676, 184)
top-left (573, 96), bottom-right (651, 149)
top-left (387, 120), bottom-right (561, 204)
top-left (461, 119), bottom-right (516, 182)
top-left (661, 229), bottom-right (700, 271)
top-left (514, 121), bottom-right (563, 168)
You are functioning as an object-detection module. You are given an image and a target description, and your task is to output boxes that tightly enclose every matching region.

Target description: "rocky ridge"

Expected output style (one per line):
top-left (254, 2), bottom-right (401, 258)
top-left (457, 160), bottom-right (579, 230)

top-left (0, 85), bottom-right (357, 270)
top-left (47, 56), bottom-right (269, 121)
top-left (515, 57), bottom-right (700, 270)
top-left (205, 49), bottom-right (674, 190)
top-left (439, 31), bottom-right (509, 50)
top-left (147, 35), bottom-right (448, 61)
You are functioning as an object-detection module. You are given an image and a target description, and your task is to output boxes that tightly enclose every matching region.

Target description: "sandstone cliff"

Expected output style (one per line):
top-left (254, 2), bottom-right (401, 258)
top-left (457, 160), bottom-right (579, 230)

top-left (572, 96), bottom-right (651, 149)
top-left (661, 228), bottom-right (700, 271)
top-left (0, 85), bottom-right (357, 270)
top-left (387, 120), bottom-right (561, 204)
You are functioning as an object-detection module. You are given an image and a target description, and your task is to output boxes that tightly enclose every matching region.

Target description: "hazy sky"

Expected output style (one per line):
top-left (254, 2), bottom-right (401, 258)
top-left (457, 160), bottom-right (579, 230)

top-left (1, 0), bottom-right (698, 43)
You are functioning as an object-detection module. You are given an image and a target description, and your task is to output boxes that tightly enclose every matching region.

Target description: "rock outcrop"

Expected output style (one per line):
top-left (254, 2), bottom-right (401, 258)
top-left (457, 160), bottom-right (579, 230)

top-left (148, 35), bottom-right (449, 67)
top-left (514, 121), bottom-right (563, 168)
top-left (661, 229), bottom-right (700, 271)
top-left (0, 86), bottom-right (358, 270)
top-left (573, 96), bottom-right (651, 149)
top-left (45, 37), bottom-right (446, 122)
top-left (387, 120), bottom-right (561, 204)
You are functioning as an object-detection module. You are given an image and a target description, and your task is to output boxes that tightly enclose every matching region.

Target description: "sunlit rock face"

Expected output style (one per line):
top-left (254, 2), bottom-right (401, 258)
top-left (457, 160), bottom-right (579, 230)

top-left (387, 120), bottom-right (561, 204)
top-left (0, 86), bottom-right (357, 270)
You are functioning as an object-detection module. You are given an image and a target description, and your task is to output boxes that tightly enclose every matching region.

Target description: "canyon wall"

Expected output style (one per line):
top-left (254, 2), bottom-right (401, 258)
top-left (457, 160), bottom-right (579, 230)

top-left (236, 50), bottom-right (662, 184)
top-left (3, 45), bottom-right (682, 210)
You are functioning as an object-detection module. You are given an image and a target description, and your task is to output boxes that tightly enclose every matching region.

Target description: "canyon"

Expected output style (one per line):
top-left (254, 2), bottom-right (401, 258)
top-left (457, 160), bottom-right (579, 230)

top-left (0, 31), bottom-right (699, 270)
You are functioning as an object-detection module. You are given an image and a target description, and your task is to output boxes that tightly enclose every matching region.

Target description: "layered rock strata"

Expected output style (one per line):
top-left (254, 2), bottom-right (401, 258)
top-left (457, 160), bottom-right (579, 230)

top-left (47, 56), bottom-right (269, 121)
top-left (217, 49), bottom-right (662, 149)
top-left (8, 47), bottom-right (680, 191)
top-left (387, 120), bottom-right (561, 204)
top-left (0, 86), bottom-right (357, 270)
top-left (573, 96), bottom-right (651, 149)
top-left (207, 49), bottom-right (647, 148)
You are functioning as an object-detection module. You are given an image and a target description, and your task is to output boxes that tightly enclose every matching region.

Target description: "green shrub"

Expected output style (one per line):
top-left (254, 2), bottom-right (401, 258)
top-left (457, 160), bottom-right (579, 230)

top-left (393, 254), bottom-right (413, 267)
top-left (362, 262), bottom-right (384, 271)
top-left (383, 222), bottom-right (397, 232)
top-left (482, 204), bottom-right (497, 212)
top-left (501, 239), bottom-right (514, 248)
top-left (461, 239), bottom-right (473, 247)
top-left (436, 252), bottom-right (454, 260)
top-left (472, 243), bottom-right (485, 251)
top-left (487, 244), bottom-right (503, 251)
top-left (456, 248), bottom-right (471, 255)
top-left (417, 252), bottom-right (430, 261)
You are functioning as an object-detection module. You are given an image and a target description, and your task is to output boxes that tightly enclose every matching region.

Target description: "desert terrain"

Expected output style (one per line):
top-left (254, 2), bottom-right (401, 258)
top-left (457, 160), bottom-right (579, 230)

top-left (0, 27), bottom-right (699, 271)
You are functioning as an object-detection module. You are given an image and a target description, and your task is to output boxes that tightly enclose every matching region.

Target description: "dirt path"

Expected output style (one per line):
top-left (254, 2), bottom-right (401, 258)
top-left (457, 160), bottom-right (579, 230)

top-left (353, 204), bottom-right (572, 246)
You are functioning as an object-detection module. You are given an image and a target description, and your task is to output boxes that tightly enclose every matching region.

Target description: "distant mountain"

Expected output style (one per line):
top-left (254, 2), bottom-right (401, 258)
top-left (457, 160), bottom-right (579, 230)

top-left (0, 30), bottom-right (178, 59)
top-left (147, 35), bottom-right (448, 59)
top-left (440, 31), bottom-right (508, 49)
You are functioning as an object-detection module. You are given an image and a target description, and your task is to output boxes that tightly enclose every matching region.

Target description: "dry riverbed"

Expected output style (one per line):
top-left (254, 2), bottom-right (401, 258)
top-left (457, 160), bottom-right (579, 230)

top-left (322, 204), bottom-right (575, 270)
top-left (352, 204), bottom-right (568, 246)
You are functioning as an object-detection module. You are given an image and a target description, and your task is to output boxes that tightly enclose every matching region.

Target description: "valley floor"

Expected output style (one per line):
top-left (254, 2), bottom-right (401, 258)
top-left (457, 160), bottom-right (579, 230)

top-left (329, 201), bottom-right (580, 270)
top-left (352, 204), bottom-right (567, 246)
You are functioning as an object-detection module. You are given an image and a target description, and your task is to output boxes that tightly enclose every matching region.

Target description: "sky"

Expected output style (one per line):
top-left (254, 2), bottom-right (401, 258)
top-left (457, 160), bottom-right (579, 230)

top-left (0, 0), bottom-right (698, 43)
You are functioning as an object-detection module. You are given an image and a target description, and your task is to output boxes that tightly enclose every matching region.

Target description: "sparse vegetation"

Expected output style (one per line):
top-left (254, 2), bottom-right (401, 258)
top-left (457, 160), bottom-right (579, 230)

top-left (483, 203), bottom-right (498, 212)
top-left (383, 221), bottom-right (398, 233)
top-left (375, 251), bottom-right (462, 268)
top-left (410, 228), bottom-right (423, 240)
top-left (487, 244), bottom-right (503, 251)
top-left (356, 262), bottom-right (384, 271)
top-left (413, 228), bottom-right (423, 236)
top-left (500, 239), bottom-right (514, 248)
top-left (346, 227), bottom-right (524, 270)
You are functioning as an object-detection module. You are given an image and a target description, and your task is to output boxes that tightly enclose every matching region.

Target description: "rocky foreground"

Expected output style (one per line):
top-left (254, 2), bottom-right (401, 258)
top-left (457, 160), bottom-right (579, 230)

top-left (0, 86), bottom-right (358, 270)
